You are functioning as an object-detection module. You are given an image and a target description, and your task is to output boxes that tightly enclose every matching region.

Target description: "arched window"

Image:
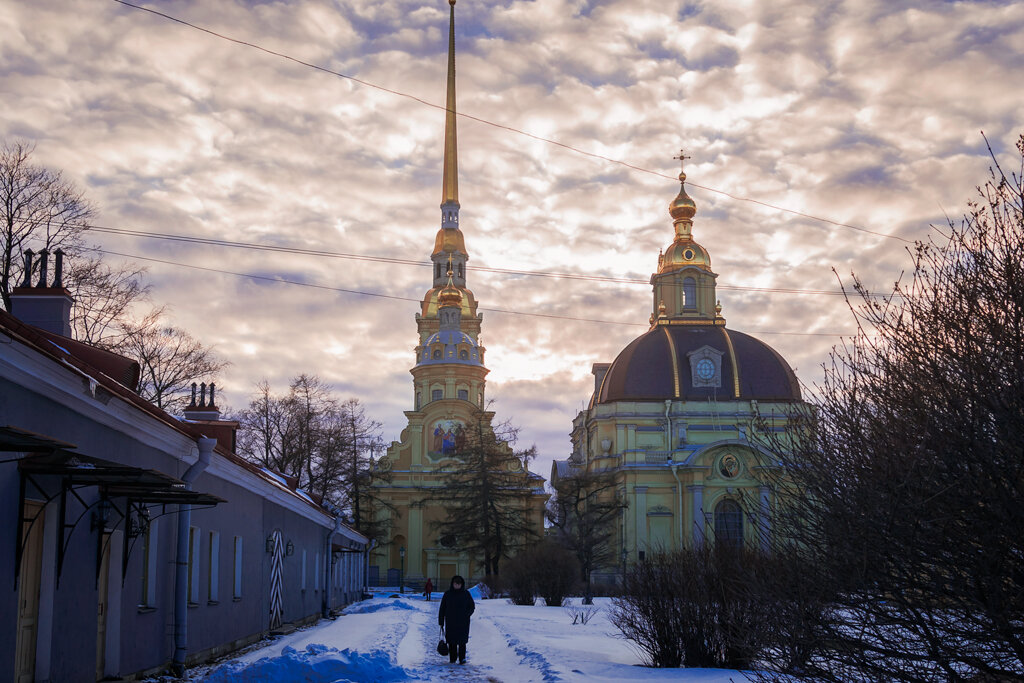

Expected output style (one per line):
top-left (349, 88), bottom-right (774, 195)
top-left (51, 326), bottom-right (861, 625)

top-left (431, 389), bottom-right (443, 401)
top-left (432, 348), bottom-right (442, 359)
top-left (683, 277), bottom-right (697, 309)
top-left (714, 499), bottom-right (743, 549)
top-left (457, 389), bottom-right (468, 400)
top-left (459, 349), bottom-right (468, 360)
top-left (435, 263), bottom-right (442, 280)
top-left (458, 263), bottom-right (463, 279)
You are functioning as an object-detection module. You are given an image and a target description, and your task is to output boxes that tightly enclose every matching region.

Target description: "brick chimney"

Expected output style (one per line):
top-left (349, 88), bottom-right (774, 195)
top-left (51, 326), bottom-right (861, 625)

top-left (183, 382), bottom-right (238, 453)
top-left (9, 249), bottom-right (74, 337)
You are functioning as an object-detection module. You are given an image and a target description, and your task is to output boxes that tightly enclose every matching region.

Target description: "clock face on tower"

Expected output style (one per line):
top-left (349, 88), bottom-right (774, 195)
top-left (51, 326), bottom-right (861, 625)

top-left (695, 358), bottom-right (715, 381)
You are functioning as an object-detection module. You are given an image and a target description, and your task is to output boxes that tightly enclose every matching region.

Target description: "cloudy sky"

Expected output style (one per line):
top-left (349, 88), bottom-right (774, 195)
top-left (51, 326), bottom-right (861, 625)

top-left (3, 0), bottom-right (1022, 477)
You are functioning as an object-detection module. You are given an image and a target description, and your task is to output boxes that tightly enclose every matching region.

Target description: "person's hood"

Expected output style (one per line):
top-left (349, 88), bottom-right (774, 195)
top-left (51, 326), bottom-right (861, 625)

top-left (449, 574), bottom-right (466, 590)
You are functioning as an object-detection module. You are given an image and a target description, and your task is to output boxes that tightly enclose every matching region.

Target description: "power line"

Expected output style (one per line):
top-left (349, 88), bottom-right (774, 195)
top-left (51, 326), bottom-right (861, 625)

top-left (89, 246), bottom-right (850, 337)
top-left (110, 0), bottom-right (913, 245)
top-left (79, 222), bottom-right (866, 298)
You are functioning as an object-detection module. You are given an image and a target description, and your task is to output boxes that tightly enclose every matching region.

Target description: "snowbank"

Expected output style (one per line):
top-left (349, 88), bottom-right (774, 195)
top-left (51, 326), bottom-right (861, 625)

top-left (203, 644), bottom-right (412, 682)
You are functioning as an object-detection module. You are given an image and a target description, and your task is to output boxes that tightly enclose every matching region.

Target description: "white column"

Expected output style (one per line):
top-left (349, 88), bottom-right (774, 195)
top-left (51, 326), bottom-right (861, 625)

top-left (689, 485), bottom-right (705, 547)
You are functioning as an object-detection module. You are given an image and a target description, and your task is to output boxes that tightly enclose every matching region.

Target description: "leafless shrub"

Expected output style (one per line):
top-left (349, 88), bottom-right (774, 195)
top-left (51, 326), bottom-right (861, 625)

top-left (564, 603), bottom-right (601, 625)
top-left (503, 540), bottom-right (580, 607)
top-left (750, 134), bottom-right (1024, 682)
top-left (610, 547), bottom-right (775, 669)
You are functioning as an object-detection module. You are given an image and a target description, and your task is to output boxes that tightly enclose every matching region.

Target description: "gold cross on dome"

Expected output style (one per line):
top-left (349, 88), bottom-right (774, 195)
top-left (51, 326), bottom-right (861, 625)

top-left (673, 149), bottom-right (691, 173)
top-left (446, 254), bottom-right (454, 278)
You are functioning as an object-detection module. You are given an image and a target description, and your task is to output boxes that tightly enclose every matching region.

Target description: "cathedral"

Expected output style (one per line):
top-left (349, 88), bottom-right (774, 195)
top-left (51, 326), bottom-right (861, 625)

top-left (370, 0), bottom-right (547, 587)
top-left (551, 158), bottom-right (805, 580)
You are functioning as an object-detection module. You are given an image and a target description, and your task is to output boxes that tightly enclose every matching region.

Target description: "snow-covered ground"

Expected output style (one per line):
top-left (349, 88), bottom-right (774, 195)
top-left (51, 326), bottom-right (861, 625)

top-left (194, 590), bottom-right (751, 682)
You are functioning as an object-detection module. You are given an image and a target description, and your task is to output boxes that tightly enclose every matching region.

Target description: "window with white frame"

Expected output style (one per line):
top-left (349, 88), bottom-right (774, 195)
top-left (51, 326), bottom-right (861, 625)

top-left (140, 518), bottom-right (158, 608)
top-left (301, 549), bottom-right (307, 591)
top-left (207, 530), bottom-right (220, 603)
top-left (233, 536), bottom-right (243, 600)
top-left (187, 526), bottom-right (201, 604)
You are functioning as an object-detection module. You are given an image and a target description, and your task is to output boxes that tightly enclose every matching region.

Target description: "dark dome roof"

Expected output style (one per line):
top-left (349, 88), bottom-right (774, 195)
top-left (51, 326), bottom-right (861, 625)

top-left (596, 324), bottom-right (801, 404)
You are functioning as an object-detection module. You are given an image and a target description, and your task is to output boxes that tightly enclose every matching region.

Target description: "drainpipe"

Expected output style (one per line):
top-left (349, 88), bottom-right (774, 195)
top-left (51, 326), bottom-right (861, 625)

top-left (172, 437), bottom-right (216, 675)
top-left (323, 527), bottom-right (333, 618)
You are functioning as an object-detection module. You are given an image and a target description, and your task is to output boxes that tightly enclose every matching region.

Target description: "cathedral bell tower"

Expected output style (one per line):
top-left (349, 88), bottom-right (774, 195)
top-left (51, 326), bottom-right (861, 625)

top-left (649, 151), bottom-right (724, 326)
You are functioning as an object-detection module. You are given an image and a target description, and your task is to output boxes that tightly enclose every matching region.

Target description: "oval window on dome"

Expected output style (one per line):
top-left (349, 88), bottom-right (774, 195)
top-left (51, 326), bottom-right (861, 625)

top-left (683, 249), bottom-right (695, 260)
top-left (432, 348), bottom-right (442, 359)
top-left (459, 350), bottom-right (468, 360)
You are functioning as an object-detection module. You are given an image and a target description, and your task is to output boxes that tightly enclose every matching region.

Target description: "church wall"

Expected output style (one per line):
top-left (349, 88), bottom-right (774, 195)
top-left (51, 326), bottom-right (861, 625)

top-left (568, 396), bottom-right (795, 571)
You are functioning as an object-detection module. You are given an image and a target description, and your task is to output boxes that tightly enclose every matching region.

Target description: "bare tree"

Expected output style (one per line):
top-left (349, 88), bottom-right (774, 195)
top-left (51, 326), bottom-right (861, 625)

top-left (285, 374), bottom-right (336, 496)
top-left (546, 466), bottom-right (627, 602)
top-left (234, 380), bottom-right (393, 540)
top-left (425, 408), bottom-right (541, 579)
top-left (235, 380), bottom-right (295, 474)
top-left (66, 255), bottom-right (153, 346)
top-left (752, 134), bottom-right (1024, 682)
top-left (330, 398), bottom-right (393, 540)
top-left (120, 315), bottom-right (228, 411)
top-left (0, 140), bottom-right (94, 311)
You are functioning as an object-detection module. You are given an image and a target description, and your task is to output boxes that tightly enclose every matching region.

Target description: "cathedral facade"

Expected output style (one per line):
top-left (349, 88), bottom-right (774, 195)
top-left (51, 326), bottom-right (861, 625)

top-left (552, 161), bottom-right (805, 580)
top-left (370, 0), bottom-right (547, 587)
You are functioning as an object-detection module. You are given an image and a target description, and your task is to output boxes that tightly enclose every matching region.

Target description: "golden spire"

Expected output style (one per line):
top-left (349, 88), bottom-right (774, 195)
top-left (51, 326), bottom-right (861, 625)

top-left (441, 0), bottom-right (459, 208)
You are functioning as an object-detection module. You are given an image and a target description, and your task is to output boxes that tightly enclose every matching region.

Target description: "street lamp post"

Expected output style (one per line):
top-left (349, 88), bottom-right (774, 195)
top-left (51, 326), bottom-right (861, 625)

top-left (399, 546), bottom-right (406, 594)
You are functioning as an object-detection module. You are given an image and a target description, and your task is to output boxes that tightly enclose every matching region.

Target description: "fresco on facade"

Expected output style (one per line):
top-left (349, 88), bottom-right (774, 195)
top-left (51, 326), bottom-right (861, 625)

top-left (429, 419), bottom-right (464, 456)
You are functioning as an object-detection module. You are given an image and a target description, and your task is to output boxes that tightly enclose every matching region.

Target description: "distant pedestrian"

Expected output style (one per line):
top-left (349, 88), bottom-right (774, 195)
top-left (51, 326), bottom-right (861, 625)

top-left (424, 577), bottom-right (434, 601)
top-left (438, 575), bottom-right (474, 664)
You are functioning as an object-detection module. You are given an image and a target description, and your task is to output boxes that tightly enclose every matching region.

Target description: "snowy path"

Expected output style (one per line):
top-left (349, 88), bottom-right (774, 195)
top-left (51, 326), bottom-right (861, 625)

top-left (199, 594), bottom-right (748, 682)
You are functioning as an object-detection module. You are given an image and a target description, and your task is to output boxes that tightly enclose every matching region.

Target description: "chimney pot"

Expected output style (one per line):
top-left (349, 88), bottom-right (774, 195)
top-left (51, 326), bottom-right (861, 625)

top-left (36, 249), bottom-right (48, 288)
top-left (21, 250), bottom-right (33, 287)
top-left (53, 249), bottom-right (64, 288)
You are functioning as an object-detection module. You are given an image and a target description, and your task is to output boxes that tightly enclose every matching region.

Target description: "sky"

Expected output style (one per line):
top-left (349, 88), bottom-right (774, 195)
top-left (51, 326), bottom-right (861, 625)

top-left (2, 0), bottom-right (1023, 480)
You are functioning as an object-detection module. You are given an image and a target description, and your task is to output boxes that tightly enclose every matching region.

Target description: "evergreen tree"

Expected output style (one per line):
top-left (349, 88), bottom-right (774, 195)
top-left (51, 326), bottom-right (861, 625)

top-left (426, 408), bottom-right (541, 578)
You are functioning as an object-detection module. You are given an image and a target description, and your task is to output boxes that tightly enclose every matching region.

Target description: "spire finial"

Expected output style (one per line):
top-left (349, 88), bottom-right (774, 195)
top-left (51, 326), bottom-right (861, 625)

top-left (673, 149), bottom-right (691, 181)
top-left (440, 0), bottom-right (460, 227)
top-left (669, 150), bottom-right (697, 227)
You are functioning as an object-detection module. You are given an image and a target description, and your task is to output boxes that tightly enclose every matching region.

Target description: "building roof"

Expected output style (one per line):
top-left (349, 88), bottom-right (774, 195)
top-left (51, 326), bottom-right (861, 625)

top-left (0, 307), bottom-right (351, 525)
top-left (596, 323), bottom-right (802, 404)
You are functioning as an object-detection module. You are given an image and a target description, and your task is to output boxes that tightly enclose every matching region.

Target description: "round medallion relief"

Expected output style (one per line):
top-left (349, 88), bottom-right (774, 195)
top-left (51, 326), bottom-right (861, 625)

top-left (719, 453), bottom-right (740, 479)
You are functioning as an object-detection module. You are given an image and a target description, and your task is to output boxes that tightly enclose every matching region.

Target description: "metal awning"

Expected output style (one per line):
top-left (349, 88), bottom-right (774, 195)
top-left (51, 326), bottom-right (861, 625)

top-left (0, 425), bottom-right (77, 453)
top-left (18, 451), bottom-right (186, 488)
top-left (13, 443), bottom-right (225, 589)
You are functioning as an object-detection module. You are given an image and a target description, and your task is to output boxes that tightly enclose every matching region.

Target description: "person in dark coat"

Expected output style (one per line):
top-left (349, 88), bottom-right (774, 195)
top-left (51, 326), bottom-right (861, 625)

top-left (438, 575), bottom-right (475, 664)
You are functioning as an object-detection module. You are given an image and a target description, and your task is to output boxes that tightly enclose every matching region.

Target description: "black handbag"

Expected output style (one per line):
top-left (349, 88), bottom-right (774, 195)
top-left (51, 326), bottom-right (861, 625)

top-left (436, 627), bottom-right (449, 656)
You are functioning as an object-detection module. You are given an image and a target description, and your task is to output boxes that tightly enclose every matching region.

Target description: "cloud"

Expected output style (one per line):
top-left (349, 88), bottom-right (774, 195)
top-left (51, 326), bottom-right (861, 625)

top-left (2, 0), bottom-right (1022, 480)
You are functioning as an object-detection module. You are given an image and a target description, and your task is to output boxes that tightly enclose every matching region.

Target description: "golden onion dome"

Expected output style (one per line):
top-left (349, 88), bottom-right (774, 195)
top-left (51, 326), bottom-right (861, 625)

top-left (432, 227), bottom-right (468, 257)
top-left (669, 171), bottom-right (697, 223)
top-left (438, 271), bottom-right (464, 308)
top-left (660, 238), bottom-right (711, 273)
